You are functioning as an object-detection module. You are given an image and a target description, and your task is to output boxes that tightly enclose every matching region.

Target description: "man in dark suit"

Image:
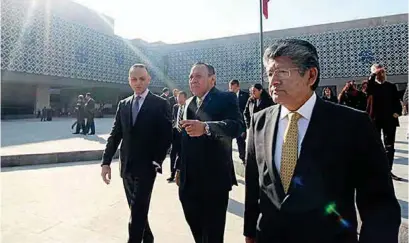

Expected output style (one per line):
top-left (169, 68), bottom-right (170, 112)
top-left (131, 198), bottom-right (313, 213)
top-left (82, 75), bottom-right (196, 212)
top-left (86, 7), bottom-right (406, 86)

top-left (228, 79), bottom-right (250, 163)
top-left (101, 64), bottom-right (172, 243)
top-left (167, 91), bottom-right (187, 182)
top-left (84, 92), bottom-right (96, 135)
top-left (244, 39), bottom-right (401, 243)
top-left (366, 64), bottom-right (402, 181)
top-left (175, 62), bottom-right (243, 243)
top-left (168, 88), bottom-right (179, 108)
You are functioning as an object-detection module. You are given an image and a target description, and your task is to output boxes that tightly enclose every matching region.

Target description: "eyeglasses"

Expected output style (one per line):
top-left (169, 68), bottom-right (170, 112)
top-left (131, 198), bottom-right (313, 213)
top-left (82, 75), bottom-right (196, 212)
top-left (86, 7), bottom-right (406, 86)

top-left (266, 68), bottom-right (300, 80)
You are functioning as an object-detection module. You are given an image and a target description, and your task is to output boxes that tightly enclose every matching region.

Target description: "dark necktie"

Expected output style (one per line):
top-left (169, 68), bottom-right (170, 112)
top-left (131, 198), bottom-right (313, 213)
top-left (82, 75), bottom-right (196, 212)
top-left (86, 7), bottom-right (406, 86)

top-left (132, 96), bottom-right (141, 125)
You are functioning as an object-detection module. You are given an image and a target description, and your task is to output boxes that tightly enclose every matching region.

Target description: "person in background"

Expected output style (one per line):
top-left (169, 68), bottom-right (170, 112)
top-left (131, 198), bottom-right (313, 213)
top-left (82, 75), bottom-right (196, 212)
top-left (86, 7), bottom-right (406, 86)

top-left (41, 106), bottom-right (47, 121)
top-left (160, 87), bottom-right (170, 99)
top-left (228, 79), bottom-right (249, 163)
top-left (243, 83), bottom-right (274, 129)
top-left (338, 81), bottom-right (367, 111)
top-left (168, 91), bottom-right (187, 183)
top-left (84, 93), bottom-right (96, 135)
top-left (402, 86), bottom-right (408, 115)
top-left (73, 95), bottom-right (86, 134)
top-left (366, 64), bottom-right (402, 181)
top-left (321, 87), bottom-right (338, 103)
top-left (168, 88), bottom-right (179, 108)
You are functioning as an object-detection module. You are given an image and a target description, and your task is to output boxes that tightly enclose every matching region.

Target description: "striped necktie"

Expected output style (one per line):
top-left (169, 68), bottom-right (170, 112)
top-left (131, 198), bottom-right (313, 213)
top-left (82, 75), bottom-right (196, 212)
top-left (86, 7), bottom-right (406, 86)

top-left (280, 112), bottom-right (302, 193)
top-left (177, 105), bottom-right (184, 132)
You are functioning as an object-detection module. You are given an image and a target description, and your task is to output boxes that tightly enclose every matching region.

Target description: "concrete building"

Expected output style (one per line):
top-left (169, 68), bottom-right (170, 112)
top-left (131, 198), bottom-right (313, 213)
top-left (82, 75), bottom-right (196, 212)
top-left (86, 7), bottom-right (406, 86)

top-left (1, 0), bottom-right (407, 117)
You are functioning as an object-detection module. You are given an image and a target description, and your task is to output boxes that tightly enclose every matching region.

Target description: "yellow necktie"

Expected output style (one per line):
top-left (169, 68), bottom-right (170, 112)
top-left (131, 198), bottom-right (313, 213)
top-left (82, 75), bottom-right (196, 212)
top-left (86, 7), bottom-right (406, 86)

top-left (196, 97), bottom-right (202, 108)
top-left (280, 112), bottom-right (302, 193)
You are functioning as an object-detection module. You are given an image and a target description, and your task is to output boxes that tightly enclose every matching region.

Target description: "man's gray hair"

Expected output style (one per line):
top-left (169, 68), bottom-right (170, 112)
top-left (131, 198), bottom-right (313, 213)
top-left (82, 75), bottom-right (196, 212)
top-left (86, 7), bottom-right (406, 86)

top-left (263, 39), bottom-right (320, 90)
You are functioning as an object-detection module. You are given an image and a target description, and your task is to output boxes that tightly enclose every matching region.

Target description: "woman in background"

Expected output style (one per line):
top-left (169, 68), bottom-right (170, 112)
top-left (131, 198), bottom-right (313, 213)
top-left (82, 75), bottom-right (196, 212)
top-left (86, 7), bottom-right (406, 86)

top-left (243, 83), bottom-right (274, 129)
top-left (321, 87), bottom-right (338, 103)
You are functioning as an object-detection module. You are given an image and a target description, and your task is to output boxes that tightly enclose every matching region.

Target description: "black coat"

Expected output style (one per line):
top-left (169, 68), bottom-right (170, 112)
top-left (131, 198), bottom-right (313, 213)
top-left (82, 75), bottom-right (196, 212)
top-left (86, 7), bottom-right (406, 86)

top-left (102, 91), bottom-right (172, 177)
top-left (178, 87), bottom-right (244, 194)
top-left (85, 98), bottom-right (95, 119)
top-left (244, 93), bottom-right (274, 129)
top-left (244, 97), bottom-right (401, 243)
top-left (366, 74), bottom-right (402, 127)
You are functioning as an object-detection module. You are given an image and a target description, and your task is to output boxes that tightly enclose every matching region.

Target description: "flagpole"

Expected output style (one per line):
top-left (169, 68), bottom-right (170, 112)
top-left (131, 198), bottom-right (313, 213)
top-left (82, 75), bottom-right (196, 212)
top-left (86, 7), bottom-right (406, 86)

top-left (259, 0), bottom-right (264, 84)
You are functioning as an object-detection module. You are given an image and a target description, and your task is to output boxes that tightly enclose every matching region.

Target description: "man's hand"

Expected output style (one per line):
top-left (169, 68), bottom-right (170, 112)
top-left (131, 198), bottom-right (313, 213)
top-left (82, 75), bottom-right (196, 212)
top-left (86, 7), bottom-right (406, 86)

top-left (393, 113), bottom-right (400, 118)
top-left (101, 165), bottom-right (111, 185)
top-left (180, 120), bottom-right (206, 137)
top-left (371, 66), bottom-right (385, 75)
top-left (175, 170), bottom-right (180, 186)
top-left (245, 237), bottom-right (256, 243)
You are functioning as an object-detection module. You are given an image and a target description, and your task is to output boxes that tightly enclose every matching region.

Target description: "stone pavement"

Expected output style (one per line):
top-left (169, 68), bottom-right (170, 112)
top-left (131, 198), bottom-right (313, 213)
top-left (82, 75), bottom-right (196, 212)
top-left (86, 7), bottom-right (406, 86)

top-left (1, 116), bottom-right (408, 242)
top-left (1, 159), bottom-right (246, 243)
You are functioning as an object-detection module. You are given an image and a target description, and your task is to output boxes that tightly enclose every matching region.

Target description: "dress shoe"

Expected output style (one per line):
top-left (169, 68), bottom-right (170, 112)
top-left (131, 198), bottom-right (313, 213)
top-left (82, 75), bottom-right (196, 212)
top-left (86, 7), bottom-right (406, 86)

top-left (391, 173), bottom-right (403, 181)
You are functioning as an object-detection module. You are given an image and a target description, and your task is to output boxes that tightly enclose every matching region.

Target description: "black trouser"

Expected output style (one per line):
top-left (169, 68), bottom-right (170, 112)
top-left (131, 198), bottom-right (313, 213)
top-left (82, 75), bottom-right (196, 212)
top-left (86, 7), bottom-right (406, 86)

top-left (236, 133), bottom-right (246, 161)
top-left (75, 120), bottom-right (86, 134)
top-left (374, 120), bottom-right (397, 171)
top-left (123, 173), bottom-right (156, 243)
top-left (85, 117), bottom-right (95, 134)
top-left (179, 190), bottom-right (229, 243)
top-left (170, 128), bottom-right (182, 179)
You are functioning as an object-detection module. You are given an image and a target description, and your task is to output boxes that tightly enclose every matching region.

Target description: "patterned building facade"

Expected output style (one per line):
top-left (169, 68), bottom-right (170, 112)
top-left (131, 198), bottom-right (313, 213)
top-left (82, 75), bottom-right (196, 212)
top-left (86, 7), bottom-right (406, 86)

top-left (1, 0), bottom-right (408, 115)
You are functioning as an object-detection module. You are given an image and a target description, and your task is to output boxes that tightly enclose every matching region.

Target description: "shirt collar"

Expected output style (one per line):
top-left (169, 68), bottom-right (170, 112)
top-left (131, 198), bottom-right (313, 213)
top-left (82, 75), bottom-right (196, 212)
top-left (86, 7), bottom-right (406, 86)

top-left (280, 92), bottom-right (316, 121)
top-left (134, 88), bottom-right (149, 99)
top-left (197, 90), bottom-right (210, 102)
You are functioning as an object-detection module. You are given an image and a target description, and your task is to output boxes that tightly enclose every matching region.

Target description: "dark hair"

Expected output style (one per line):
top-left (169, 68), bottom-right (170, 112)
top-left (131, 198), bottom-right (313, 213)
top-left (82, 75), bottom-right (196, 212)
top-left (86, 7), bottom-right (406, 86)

top-left (229, 79), bottom-right (240, 86)
top-left (162, 87), bottom-right (169, 92)
top-left (178, 91), bottom-right (187, 98)
top-left (322, 87), bottom-right (333, 96)
top-left (86, 92), bottom-right (91, 96)
top-left (263, 39), bottom-right (320, 90)
top-left (129, 63), bottom-right (148, 74)
top-left (192, 62), bottom-right (215, 76)
top-left (252, 83), bottom-right (264, 91)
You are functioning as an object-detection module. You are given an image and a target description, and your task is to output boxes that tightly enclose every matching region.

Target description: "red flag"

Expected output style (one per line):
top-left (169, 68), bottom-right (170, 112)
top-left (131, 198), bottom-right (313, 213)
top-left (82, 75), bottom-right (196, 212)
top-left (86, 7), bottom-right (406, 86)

top-left (263, 0), bottom-right (269, 19)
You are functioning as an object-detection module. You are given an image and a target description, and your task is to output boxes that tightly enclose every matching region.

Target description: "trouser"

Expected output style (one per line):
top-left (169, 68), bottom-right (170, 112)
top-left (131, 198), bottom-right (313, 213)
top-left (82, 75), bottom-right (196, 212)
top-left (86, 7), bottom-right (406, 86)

top-left (85, 117), bottom-right (95, 134)
top-left (170, 128), bottom-right (182, 178)
top-left (179, 190), bottom-right (229, 243)
top-left (75, 120), bottom-right (86, 134)
top-left (236, 133), bottom-right (246, 161)
top-left (374, 120), bottom-right (397, 171)
top-left (123, 173), bottom-right (156, 243)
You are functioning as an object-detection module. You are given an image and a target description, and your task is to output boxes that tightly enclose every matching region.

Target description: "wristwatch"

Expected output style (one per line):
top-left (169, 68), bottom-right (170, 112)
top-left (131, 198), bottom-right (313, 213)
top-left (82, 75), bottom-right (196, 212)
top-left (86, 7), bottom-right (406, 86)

top-left (204, 122), bottom-right (211, 136)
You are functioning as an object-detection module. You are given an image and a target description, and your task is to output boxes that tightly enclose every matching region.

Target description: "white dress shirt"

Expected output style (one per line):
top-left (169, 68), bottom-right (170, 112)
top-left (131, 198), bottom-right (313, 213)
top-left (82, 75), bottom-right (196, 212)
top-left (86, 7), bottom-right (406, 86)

top-left (274, 93), bottom-right (317, 173)
top-left (133, 88), bottom-right (149, 110)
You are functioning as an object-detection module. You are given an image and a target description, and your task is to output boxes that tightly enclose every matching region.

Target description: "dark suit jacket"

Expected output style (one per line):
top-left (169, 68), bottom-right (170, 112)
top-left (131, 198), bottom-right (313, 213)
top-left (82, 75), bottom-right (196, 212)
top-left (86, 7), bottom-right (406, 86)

top-left (172, 104), bottom-right (179, 127)
top-left (85, 98), bottom-right (95, 118)
top-left (366, 74), bottom-right (401, 127)
top-left (102, 91), bottom-right (172, 177)
top-left (243, 94), bottom-right (274, 129)
top-left (237, 90), bottom-right (250, 113)
top-left (178, 87), bottom-right (244, 194)
top-left (169, 96), bottom-right (177, 108)
top-left (244, 97), bottom-right (401, 243)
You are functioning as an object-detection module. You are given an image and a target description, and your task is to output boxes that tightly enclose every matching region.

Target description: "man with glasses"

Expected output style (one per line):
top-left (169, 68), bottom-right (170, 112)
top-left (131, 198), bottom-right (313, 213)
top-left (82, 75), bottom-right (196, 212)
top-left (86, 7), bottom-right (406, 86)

top-left (366, 64), bottom-right (402, 181)
top-left (244, 39), bottom-right (400, 243)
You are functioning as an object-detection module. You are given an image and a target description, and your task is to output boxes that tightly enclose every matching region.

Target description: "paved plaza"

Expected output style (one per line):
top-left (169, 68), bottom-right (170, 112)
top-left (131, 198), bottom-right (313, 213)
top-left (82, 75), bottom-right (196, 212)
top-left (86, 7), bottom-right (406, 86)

top-left (1, 116), bottom-right (408, 242)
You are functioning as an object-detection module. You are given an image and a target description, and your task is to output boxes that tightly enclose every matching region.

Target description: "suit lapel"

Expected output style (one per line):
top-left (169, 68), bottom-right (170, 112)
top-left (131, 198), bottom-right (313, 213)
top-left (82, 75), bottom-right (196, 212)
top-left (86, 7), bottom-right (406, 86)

top-left (264, 105), bottom-right (286, 201)
top-left (124, 96), bottom-right (133, 130)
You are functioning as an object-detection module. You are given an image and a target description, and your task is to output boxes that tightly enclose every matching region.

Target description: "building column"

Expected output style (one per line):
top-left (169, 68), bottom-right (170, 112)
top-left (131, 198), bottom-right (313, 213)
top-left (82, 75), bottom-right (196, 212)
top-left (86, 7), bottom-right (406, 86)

top-left (35, 84), bottom-right (50, 113)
